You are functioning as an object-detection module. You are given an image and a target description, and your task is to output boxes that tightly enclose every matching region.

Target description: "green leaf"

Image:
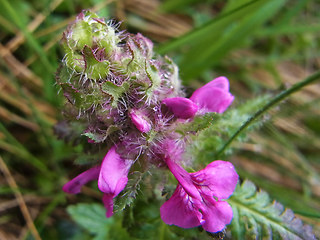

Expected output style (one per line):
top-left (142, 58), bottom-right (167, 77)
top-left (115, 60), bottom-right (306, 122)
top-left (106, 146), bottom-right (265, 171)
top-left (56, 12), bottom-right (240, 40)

top-left (67, 203), bottom-right (114, 240)
top-left (182, 0), bottom-right (287, 80)
top-left (228, 180), bottom-right (316, 240)
top-left (160, 0), bottom-right (200, 12)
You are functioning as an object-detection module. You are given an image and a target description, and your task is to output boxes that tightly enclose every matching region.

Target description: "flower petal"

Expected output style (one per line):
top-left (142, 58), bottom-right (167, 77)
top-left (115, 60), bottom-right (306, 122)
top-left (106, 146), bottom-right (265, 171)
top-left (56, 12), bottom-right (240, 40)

top-left (129, 109), bottom-right (151, 133)
top-left (102, 193), bottom-right (114, 218)
top-left (191, 160), bottom-right (238, 200)
top-left (201, 198), bottom-right (233, 233)
top-left (204, 76), bottom-right (230, 91)
top-left (62, 166), bottom-right (100, 194)
top-left (98, 146), bottom-right (133, 196)
top-left (190, 77), bottom-right (234, 114)
top-left (162, 97), bottom-right (198, 119)
top-left (98, 146), bottom-right (133, 217)
top-left (160, 185), bottom-right (202, 228)
top-left (165, 158), bottom-right (202, 200)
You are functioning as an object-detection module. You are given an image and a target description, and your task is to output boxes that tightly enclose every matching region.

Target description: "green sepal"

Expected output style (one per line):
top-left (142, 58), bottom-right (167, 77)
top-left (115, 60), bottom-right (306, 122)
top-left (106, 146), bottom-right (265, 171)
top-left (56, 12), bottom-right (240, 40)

top-left (59, 82), bottom-right (84, 108)
top-left (145, 61), bottom-right (161, 98)
top-left (71, 11), bottom-right (101, 51)
top-left (61, 43), bottom-right (84, 72)
top-left (82, 125), bottom-right (120, 143)
top-left (82, 45), bottom-right (110, 80)
top-left (100, 81), bottom-right (130, 107)
top-left (59, 82), bottom-right (105, 110)
top-left (175, 113), bottom-right (217, 136)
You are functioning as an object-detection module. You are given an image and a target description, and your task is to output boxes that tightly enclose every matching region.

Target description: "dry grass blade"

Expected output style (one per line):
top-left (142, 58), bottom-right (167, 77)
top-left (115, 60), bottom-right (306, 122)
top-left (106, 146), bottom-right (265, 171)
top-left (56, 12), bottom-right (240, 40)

top-left (0, 195), bottom-right (49, 212)
top-left (25, 33), bottom-right (62, 66)
top-left (0, 72), bottom-right (56, 127)
top-left (0, 156), bottom-right (42, 240)
top-left (232, 155), bottom-right (301, 190)
top-left (0, 14), bottom-right (17, 33)
top-left (0, 42), bottom-right (43, 89)
top-left (0, 230), bottom-right (17, 240)
top-left (35, 18), bottom-right (74, 38)
top-left (5, 0), bottom-right (64, 53)
top-left (0, 106), bottom-right (39, 131)
top-left (125, 0), bottom-right (191, 39)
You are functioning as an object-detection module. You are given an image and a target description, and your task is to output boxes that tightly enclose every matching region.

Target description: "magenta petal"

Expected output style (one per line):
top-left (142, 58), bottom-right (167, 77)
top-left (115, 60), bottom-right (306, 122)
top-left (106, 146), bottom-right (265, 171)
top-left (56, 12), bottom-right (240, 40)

top-left (204, 76), bottom-right (230, 91)
top-left (165, 158), bottom-right (202, 201)
top-left (129, 109), bottom-right (151, 133)
top-left (62, 166), bottom-right (101, 194)
top-left (190, 77), bottom-right (234, 114)
top-left (201, 199), bottom-right (233, 233)
top-left (102, 193), bottom-right (114, 218)
top-left (191, 161), bottom-right (238, 200)
top-left (160, 185), bottom-right (202, 228)
top-left (98, 146), bottom-right (133, 196)
top-left (162, 97), bottom-right (198, 119)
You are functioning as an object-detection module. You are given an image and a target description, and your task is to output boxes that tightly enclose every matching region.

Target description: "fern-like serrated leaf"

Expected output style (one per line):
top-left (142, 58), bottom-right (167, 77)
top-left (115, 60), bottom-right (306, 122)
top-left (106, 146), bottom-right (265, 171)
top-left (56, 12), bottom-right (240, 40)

top-left (228, 180), bottom-right (316, 240)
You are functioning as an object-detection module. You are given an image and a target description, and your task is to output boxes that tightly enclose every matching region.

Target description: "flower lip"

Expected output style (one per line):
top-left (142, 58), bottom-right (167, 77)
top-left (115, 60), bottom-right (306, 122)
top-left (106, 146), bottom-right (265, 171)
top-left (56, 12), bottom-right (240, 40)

top-left (190, 160), bottom-right (238, 200)
top-left (62, 166), bottom-right (101, 194)
top-left (190, 76), bottom-right (234, 114)
top-left (160, 184), bottom-right (202, 229)
top-left (162, 97), bottom-right (198, 119)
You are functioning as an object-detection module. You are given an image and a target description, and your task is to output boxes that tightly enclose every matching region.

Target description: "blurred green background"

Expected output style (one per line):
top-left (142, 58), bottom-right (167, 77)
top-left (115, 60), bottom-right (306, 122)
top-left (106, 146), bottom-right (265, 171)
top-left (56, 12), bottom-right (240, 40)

top-left (0, 0), bottom-right (319, 239)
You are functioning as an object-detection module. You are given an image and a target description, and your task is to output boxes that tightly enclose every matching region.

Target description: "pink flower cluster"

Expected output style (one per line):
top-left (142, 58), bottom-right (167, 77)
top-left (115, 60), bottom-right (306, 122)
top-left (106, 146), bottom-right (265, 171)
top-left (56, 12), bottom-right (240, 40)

top-left (63, 77), bottom-right (238, 233)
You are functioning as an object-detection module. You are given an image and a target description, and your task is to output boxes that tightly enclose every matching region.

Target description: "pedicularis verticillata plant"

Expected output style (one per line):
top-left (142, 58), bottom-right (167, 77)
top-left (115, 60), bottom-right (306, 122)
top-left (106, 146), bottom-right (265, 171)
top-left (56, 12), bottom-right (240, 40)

top-left (57, 10), bottom-right (238, 233)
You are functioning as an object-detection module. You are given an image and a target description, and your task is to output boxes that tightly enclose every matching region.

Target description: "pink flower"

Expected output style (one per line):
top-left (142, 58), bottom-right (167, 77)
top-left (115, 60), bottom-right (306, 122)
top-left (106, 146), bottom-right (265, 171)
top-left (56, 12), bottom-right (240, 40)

top-left (162, 77), bottom-right (234, 119)
top-left (160, 158), bottom-right (238, 233)
top-left (63, 145), bottom-right (133, 217)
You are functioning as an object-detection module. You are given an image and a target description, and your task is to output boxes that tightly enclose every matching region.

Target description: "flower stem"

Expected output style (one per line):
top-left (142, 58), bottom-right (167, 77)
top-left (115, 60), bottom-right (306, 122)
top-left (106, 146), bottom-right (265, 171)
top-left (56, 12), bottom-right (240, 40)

top-left (216, 70), bottom-right (320, 158)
